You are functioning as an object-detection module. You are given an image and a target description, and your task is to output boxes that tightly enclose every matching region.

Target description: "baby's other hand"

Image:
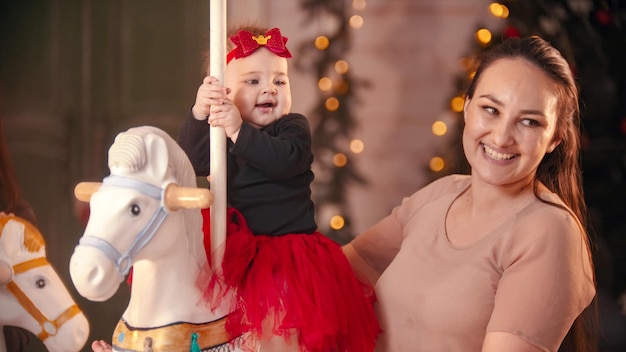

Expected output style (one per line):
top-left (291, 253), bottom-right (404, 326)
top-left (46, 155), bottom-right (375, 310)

top-left (91, 340), bottom-right (113, 352)
top-left (208, 100), bottom-right (243, 142)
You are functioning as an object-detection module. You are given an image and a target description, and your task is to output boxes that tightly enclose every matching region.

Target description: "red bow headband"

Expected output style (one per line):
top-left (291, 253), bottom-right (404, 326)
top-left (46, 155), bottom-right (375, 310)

top-left (226, 28), bottom-right (292, 63)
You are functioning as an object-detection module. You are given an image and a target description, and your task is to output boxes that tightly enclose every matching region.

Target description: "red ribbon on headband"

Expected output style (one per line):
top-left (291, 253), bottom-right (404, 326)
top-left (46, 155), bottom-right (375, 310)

top-left (226, 28), bottom-right (292, 63)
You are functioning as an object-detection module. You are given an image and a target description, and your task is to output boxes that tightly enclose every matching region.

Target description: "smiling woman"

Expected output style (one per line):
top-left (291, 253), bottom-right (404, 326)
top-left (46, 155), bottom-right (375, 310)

top-left (344, 36), bottom-right (597, 352)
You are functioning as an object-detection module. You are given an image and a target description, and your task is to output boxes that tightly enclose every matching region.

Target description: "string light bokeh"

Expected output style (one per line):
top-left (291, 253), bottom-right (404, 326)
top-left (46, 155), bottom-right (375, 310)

top-left (430, 2), bottom-right (510, 175)
top-left (295, 0), bottom-right (369, 240)
top-left (317, 0), bottom-right (367, 233)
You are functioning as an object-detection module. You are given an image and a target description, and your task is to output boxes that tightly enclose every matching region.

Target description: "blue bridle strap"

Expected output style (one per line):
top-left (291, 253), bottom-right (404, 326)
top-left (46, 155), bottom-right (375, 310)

top-left (103, 175), bottom-right (162, 199)
top-left (79, 175), bottom-right (169, 276)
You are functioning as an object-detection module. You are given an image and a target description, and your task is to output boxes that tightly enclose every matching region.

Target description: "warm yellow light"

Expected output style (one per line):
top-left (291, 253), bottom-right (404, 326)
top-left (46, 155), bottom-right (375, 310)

top-left (489, 3), bottom-right (509, 18)
top-left (352, 0), bottom-right (367, 11)
top-left (450, 96), bottom-right (465, 113)
top-left (349, 15), bottom-right (364, 29)
top-left (460, 57), bottom-right (475, 71)
top-left (325, 97), bottom-right (340, 111)
top-left (488, 3), bottom-right (503, 17)
top-left (333, 153), bottom-right (348, 167)
top-left (432, 121), bottom-right (448, 136)
top-left (318, 77), bottom-right (333, 91)
top-left (335, 60), bottom-right (349, 74)
top-left (315, 36), bottom-right (330, 50)
top-left (329, 215), bottom-right (345, 230)
top-left (476, 28), bottom-right (492, 45)
top-left (500, 5), bottom-right (509, 18)
top-left (350, 139), bottom-right (364, 154)
top-left (429, 156), bottom-right (445, 172)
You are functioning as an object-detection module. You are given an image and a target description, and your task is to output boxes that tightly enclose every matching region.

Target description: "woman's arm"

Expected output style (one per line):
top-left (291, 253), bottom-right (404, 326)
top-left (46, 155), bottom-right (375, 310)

top-left (342, 243), bottom-right (381, 285)
top-left (344, 215), bottom-right (404, 285)
top-left (485, 203), bottom-right (595, 352)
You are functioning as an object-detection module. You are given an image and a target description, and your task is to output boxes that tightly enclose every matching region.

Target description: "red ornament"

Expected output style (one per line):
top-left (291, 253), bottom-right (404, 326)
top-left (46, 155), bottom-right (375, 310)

top-left (504, 26), bottom-right (521, 38)
top-left (595, 9), bottom-right (612, 26)
top-left (621, 117), bottom-right (626, 135)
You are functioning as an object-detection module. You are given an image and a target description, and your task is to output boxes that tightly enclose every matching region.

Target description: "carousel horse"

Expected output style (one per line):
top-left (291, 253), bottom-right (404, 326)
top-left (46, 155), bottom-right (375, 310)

top-left (0, 214), bottom-right (89, 352)
top-left (69, 126), bottom-right (239, 352)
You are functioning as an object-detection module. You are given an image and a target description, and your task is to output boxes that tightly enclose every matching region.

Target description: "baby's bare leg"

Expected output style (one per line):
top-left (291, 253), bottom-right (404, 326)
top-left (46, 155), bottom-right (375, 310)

top-left (257, 313), bottom-right (302, 352)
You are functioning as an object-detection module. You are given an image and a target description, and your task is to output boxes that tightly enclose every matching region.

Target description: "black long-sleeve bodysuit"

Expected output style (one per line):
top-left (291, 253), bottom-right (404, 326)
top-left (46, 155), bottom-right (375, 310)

top-left (177, 111), bottom-right (317, 236)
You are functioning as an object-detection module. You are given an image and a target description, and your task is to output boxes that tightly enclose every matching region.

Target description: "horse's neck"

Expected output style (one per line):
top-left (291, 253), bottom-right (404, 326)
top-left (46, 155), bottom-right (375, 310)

top-left (123, 247), bottom-right (224, 327)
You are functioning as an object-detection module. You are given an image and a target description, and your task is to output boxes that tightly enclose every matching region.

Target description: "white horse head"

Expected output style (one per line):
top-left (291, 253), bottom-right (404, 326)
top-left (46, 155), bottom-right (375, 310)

top-left (0, 215), bottom-right (89, 352)
top-left (69, 126), bottom-right (237, 351)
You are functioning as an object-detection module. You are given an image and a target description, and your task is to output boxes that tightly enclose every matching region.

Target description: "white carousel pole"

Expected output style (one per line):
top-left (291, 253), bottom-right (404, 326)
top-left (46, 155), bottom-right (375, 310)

top-left (209, 0), bottom-right (227, 269)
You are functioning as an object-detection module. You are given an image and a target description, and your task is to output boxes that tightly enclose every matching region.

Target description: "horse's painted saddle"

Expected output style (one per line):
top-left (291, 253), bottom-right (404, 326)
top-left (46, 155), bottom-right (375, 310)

top-left (112, 316), bottom-right (237, 352)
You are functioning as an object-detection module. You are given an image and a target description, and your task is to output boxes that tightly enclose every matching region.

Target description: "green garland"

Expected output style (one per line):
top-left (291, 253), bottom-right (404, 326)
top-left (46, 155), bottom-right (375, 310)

top-left (295, 0), bottom-right (367, 243)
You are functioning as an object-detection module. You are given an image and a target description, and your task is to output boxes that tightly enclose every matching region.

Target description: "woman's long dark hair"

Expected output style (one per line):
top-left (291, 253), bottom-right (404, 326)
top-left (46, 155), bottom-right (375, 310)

top-left (466, 37), bottom-right (597, 352)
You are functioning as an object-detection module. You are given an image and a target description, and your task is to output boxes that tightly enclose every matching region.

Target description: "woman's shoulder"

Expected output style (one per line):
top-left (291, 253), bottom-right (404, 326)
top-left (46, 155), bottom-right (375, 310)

top-left (395, 174), bottom-right (469, 214)
top-left (513, 191), bottom-right (584, 246)
top-left (529, 188), bottom-right (580, 226)
top-left (419, 174), bottom-right (471, 197)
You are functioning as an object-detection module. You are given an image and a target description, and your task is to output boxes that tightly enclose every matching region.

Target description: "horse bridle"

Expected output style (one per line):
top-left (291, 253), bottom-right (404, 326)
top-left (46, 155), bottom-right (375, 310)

top-left (4, 256), bottom-right (81, 341)
top-left (77, 175), bottom-right (169, 276)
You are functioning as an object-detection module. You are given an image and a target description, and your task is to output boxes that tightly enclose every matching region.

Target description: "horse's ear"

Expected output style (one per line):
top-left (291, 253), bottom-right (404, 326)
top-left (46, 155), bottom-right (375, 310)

top-left (143, 134), bottom-right (170, 180)
top-left (1, 220), bottom-right (26, 260)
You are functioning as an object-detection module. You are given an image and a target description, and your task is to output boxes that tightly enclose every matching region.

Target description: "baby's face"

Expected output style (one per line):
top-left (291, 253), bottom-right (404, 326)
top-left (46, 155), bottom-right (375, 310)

top-left (225, 48), bottom-right (292, 128)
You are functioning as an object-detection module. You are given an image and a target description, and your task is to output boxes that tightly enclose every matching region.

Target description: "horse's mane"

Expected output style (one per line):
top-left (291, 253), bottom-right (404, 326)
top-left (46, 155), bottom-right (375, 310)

top-left (107, 126), bottom-right (205, 264)
top-left (0, 216), bottom-right (44, 253)
top-left (108, 126), bottom-right (196, 188)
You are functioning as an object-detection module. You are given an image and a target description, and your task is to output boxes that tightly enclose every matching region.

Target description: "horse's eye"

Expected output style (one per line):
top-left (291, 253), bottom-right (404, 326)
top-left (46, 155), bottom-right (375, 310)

top-left (129, 204), bottom-right (141, 216)
top-left (36, 278), bottom-right (46, 288)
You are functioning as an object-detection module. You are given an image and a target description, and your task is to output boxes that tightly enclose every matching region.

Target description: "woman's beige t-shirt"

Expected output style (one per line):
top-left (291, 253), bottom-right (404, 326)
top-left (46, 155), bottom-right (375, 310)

top-left (351, 175), bottom-right (595, 352)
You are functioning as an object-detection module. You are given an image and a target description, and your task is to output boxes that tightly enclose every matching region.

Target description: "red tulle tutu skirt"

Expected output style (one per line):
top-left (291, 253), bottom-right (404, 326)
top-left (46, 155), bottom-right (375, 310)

top-left (197, 208), bottom-right (380, 352)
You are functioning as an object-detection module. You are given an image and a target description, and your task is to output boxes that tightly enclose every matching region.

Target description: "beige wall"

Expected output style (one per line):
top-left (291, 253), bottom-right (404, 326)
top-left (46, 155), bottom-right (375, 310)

top-left (346, 0), bottom-right (502, 233)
